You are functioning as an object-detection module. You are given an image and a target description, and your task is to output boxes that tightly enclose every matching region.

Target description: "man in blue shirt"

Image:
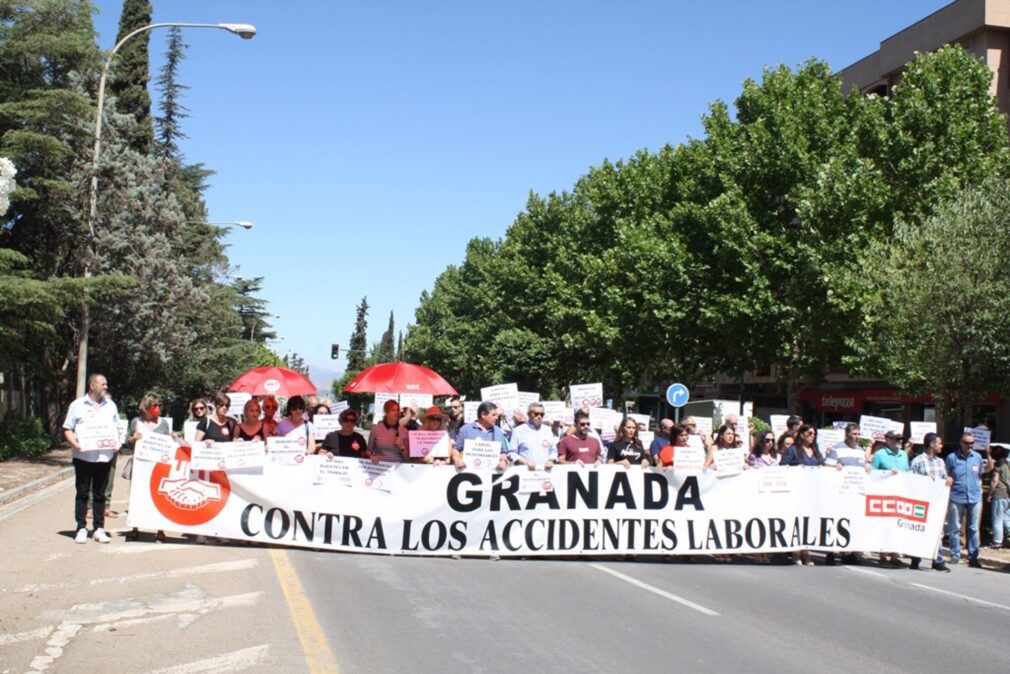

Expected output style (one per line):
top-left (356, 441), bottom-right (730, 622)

top-left (945, 431), bottom-right (984, 568)
top-left (508, 402), bottom-right (557, 469)
top-left (452, 401), bottom-right (510, 470)
top-left (649, 418), bottom-right (673, 456)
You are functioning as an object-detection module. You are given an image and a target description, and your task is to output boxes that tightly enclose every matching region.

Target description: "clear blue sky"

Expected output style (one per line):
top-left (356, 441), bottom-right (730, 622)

top-left (92, 0), bottom-right (950, 384)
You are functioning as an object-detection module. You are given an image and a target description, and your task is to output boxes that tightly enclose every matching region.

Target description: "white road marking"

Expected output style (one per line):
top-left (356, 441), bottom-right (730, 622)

top-left (145, 645), bottom-right (270, 673)
top-left (0, 625), bottom-right (54, 646)
top-left (103, 542), bottom-right (193, 554)
top-left (908, 582), bottom-right (1010, 611)
top-left (844, 566), bottom-right (887, 579)
top-left (588, 563), bottom-right (720, 616)
top-left (10, 559), bottom-right (258, 594)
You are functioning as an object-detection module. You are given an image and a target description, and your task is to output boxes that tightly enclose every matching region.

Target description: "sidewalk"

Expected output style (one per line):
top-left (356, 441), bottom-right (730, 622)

top-left (0, 447), bottom-right (73, 505)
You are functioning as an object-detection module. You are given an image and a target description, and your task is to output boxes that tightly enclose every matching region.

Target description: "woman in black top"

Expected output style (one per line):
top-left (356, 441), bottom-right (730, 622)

top-left (195, 393), bottom-right (238, 443)
top-left (237, 398), bottom-right (265, 441)
top-left (320, 409), bottom-right (368, 458)
top-left (607, 418), bottom-right (650, 467)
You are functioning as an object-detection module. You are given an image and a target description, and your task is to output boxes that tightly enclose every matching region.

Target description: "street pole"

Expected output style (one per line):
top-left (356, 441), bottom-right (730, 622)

top-left (75, 22), bottom-right (256, 398)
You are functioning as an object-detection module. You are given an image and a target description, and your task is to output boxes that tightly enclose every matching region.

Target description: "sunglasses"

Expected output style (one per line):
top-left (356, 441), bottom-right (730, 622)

top-left (578, 422), bottom-right (591, 428)
top-left (193, 406), bottom-right (206, 411)
top-left (529, 411), bottom-right (544, 417)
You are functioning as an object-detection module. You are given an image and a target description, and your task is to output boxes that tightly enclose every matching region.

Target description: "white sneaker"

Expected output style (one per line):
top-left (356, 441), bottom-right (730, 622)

top-left (92, 528), bottom-right (111, 544)
top-left (75, 528), bottom-right (89, 544)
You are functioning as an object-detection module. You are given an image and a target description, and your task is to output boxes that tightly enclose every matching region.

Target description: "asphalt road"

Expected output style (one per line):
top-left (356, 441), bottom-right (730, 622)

top-left (2, 475), bottom-right (1009, 673)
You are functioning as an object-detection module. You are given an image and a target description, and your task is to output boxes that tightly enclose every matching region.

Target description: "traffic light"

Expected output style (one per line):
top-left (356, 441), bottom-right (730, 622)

top-left (330, 344), bottom-right (340, 360)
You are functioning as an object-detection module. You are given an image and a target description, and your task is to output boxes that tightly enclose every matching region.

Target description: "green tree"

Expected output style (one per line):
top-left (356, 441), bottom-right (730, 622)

top-left (373, 310), bottom-right (395, 363)
top-left (109, 0), bottom-right (153, 155)
top-left (153, 26), bottom-right (188, 160)
top-left (346, 296), bottom-right (369, 371)
top-left (232, 276), bottom-right (275, 343)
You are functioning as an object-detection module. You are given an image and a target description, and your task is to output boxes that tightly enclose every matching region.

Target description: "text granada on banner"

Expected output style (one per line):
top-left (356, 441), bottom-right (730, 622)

top-left (127, 447), bottom-right (951, 559)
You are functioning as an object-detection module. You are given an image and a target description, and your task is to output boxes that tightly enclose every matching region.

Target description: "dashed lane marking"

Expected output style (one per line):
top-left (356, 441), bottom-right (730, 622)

top-left (588, 563), bottom-right (720, 616)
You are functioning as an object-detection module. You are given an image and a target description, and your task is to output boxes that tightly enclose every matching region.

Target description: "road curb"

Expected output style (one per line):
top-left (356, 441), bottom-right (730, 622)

top-left (0, 466), bottom-right (74, 506)
top-left (940, 545), bottom-right (1009, 572)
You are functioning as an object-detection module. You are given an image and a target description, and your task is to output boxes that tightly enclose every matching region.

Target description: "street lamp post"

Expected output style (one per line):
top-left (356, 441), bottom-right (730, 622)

top-left (196, 220), bottom-right (254, 229)
top-left (76, 22), bottom-right (256, 398)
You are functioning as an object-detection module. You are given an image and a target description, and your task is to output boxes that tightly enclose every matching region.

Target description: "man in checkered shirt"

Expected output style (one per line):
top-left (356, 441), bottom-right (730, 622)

top-left (909, 432), bottom-right (954, 571)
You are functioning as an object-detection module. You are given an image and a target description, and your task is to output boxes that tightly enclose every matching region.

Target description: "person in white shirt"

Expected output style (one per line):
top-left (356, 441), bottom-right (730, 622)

top-left (508, 402), bottom-right (558, 469)
top-left (62, 373), bottom-right (119, 544)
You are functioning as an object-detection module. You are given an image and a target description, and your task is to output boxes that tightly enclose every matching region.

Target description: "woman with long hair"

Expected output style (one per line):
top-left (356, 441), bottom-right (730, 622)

top-left (780, 423), bottom-right (823, 565)
top-left (608, 418), bottom-right (650, 467)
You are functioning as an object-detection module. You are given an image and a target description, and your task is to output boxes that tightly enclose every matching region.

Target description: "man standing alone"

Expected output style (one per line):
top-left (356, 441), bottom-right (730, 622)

top-left (946, 431), bottom-right (984, 568)
top-left (63, 373), bottom-right (119, 544)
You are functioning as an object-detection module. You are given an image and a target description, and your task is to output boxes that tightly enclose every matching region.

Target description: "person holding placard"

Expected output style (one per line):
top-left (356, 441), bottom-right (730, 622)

top-left (261, 396), bottom-right (280, 437)
top-left (452, 401), bottom-right (509, 470)
top-left (825, 423), bottom-right (871, 469)
top-left (62, 373), bottom-right (119, 544)
top-left (411, 406), bottom-right (452, 465)
top-left (237, 399), bottom-right (267, 442)
top-left (557, 410), bottom-right (604, 466)
top-left (320, 409), bottom-right (368, 458)
top-left (909, 432), bottom-right (953, 571)
top-left (276, 396), bottom-right (316, 455)
top-left (123, 393), bottom-right (171, 542)
top-left (508, 402), bottom-right (558, 470)
top-left (779, 424), bottom-right (824, 565)
top-left (369, 399), bottom-right (409, 463)
top-left (871, 430), bottom-right (911, 567)
top-left (196, 393), bottom-right (238, 443)
top-left (705, 425), bottom-right (739, 469)
top-left (399, 405), bottom-right (421, 432)
top-left (184, 398), bottom-right (208, 442)
top-left (655, 425), bottom-right (688, 468)
top-left (607, 418), bottom-right (650, 468)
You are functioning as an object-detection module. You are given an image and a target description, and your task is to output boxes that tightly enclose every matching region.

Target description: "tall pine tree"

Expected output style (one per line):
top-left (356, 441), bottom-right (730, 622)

top-left (154, 26), bottom-right (188, 160)
top-left (374, 311), bottom-right (395, 363)
top-left (346, 297), bottom-right (369, 371)
top-left (109, 0), bottom-right (153, 155)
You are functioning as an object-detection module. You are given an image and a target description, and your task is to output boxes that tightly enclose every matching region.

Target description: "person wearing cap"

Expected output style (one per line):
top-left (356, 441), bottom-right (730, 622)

top-left (413, 406), bottom-right (453, 465)
top-left (871, 429), bottom-right (910, 567)
top-left (945, 431), bottom-right (984, 568)
top-left (320, 409), bottom-right (368, 459)
top-left (507, 402), bottom-right (557, 470)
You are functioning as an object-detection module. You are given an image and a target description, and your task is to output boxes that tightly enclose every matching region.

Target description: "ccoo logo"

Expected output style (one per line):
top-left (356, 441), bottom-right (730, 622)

top-left (865, 495), bottom-right (928, 522)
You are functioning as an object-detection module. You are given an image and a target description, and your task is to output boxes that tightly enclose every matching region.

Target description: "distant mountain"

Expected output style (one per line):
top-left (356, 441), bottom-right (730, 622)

top-left (308, 363), bottom-right (343, 398)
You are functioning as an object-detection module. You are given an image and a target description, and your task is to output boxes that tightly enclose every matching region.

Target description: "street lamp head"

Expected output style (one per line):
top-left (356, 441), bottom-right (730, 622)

top-left (233, 220), bottom-right (253, 229)
top-left (219, 23), bottom-right (257, 39)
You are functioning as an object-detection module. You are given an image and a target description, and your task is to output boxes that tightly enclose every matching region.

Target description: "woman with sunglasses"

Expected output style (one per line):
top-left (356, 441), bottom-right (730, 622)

top-left (747, 430), bottom-right (778, 468)
top-left (195, 393), bottom-right (238, 443)
top-left (261, 396), bottom-right (279, 437)
top-left (275, 396), bottom-right (316, 454)
top-left (320, 409), bottom-right (367, 458)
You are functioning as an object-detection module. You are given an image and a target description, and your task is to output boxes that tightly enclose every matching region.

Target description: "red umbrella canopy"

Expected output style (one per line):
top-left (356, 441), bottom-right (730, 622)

top-left (228, 366), bottom-right (317, 397)
top-left (343, 362), bottom-right (458, 395)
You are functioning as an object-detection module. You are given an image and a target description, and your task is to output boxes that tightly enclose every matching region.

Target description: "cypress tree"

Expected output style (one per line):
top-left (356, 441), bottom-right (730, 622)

top-left (346, 297), bottom-right (369, 371)
top-left (375, 311), bottom-right (395, 363)
top-left (109, 0), bottom-right (154, 155)
top-left (154, 25), bottom-right (189, 160)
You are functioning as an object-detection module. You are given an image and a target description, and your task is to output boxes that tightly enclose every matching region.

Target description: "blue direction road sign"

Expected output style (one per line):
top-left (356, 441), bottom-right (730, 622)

top-left (666, 383), bottom-right (689, 408)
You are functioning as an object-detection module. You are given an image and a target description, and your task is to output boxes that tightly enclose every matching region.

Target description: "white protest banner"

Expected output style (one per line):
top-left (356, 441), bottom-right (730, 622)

top-left (839, 466), bottom-right (867, 495)
top-left (134, 433), bottom-right (177, 464)
top-left (399, 393), bottom-right (433, 410)
top-left (890, 421), bottom-right (905, 437)
top-left (516, 391), bottom-right (541, 417)
top-left (518, 470), bottom-right (556, 494)
top-left (541, 401), bottom-right (568, 423)
top-left (817, 429), bottom-right (845, 450)
top-left (75, 419), bottom-right (120, 453)
top-left (770, 415), bottom-right (789, 438)
top-left (127, 461), bottom-right (950, 559)
top-left (183, 420), bottom-right (200, 443)
top-left (463, 439), bottom-right (501, 470)
top-left (332, 400), bottom-right (350, 414)
top-left (267, 436), bottom-right (308, 465)
top-left (639, 431), bottom-right (655, 449)
top-left (967, 426), bottom-right (991, 450)
top-left (910, 422), bottom-right (936, 444)
top-left (313, 414), bottom-right (342, 440)
top-left (712, 448), bottom-right (747, 476)
top-left (226, 392), bottom-right (252, 419)
top-left (859, 415), bottom-right (892, 441)
top-left (628, 413), bottom-right (651, 430)
top-left (590, 407), bottom-right (623, 434)
top-left (480, 384), bottom-right (520, 416)
top-left (674, 444), bottom-right (706, 475)
top-left (569, 382), bottom-right (604, 410)
top-left (190, 441), bottom-right (265, 471)
top-left (409, 430), bottom-right (450, 459)
top-left (693, 417), bottom-right (714, 436)
top-left (373, 393), bottom-right (398, 422)
top-left (463, 401), bottom-right (481, 423)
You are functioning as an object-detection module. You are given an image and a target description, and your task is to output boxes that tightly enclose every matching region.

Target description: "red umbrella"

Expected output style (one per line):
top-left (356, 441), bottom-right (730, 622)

top-left (228, 366), bottom-right (317, 397)
top-left (343, 362), bottom-right (458, 395)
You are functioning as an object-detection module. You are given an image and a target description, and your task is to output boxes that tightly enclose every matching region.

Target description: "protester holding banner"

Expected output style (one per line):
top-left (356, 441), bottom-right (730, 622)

top-left (746, 430), bottom-right (778, 468)
top-left (321, 408), bottom-right (368, 458)
top-left (195, 393), bottom-right (238, 443)
top-left (369, 399), bottom-right (409, 463)
top-left (508, 402), bottom-right (558, 469)
top-left (276, 396), bottom-right (316, 454)
top-left (946, 431), bottom-right (984, 568)
top-left (413, 406), bottom-right (452, 465)
top-left (189, 398), bottom-right (208, 423)
top-left (870, 430), bottom-right (909, 473)
top-left (123, 393), bottom-right (171, 543)
top-left (909, 432), bottom-right (953, 571)
top-left (62, 373), bottom-right (118, 544)
top-left (261, 396), bottom-right (280, 437)
top-left (452, 401), bottom-right (509, 470)
top-left (558, 410), bottom-right (604, 465)
top-left (655, 424), bottom-right (687, 468)
top-left (825, 423), bottom-right (870, 470)
top-left (607, 418), bottom-right (650, 467)
top-left (237, 398), bottom-right (267, 441)
top-left (779, 425), bottom-right (823, 467)
top-left (776, 432), bottom-right (795, 456)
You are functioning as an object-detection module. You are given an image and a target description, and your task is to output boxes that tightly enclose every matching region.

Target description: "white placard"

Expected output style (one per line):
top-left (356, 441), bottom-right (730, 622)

top-left (516, 391), bottom-right (541, 416)
top-left (332, 400), bottom-right (350, 414)
top-left (639, 431), bottom-right (655, 448)
top-left (590, 407), bottom-right (623, 433)
top-left (693, 417), bottom-right (714, 436)
top-left (463, 401), bottom-right (481, 424)
top-left (889, 421), bottom-right (905, 437)
top-left (117, 418), bottom-right (129, 445)
top-left (134, 433), bottom-right (177, 464)
top-left (839, 466), bottom-right (867, 495)
top-left (75, 419), bottom-right (120, 452)
top-left (409, 430), bottom-right (450, 459)
top-left (480, 384), bottom-right (520, 416)
top-left (628, 413), bottom-right (650, 430)
top-left (373, 392), bottom-right (398, 422)
top-left (758, 467), bottom-right (794, 493)
top-left (541, 401), bottom-right (568, 423)
top-left (518, 470), bottom-right (556, 494)
top-left (910, 422), bottom-right (937, 444)
top-left (832, 421), bottom-right (850, 430)
top-left (674, 445), bottom-right (706, 475)
top-left (712, 448), bottom-right (747, 476)
top-left (361, 461), bottom-right (395, 491)
top-left (190, 440), bottom-right (265, 471)
top-left (462, 439), bottom-right (501, 470)
top-left (183, 420), bottom-right (200, 443)
top-left (859, 415), bottom-right (892, 441)
top-left (966, 426), bottom-right (991, 450)
top-left (312, 455), bottom-right (366, 486)
top-left (817, 429), bottom-right (845, 449)
top-left (267, 436), bottom-right (309, 465)
top-left (770, 415), bottom-right (789, 438)
top-left (569, 382), bottom-right (604, 410)
top-left (399, 393), bottom-right (433, 410)
top-left (226, 392), bottom-right (252, 419)
top-left (733, 417), bottom-right (750, 448)
top-left (313, 414), bottom-right (342, 440)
